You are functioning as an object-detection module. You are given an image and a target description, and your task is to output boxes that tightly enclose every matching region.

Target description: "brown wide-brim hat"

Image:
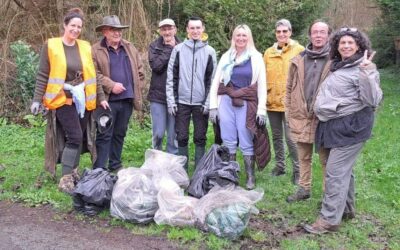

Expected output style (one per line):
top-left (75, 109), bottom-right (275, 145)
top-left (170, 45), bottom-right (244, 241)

top-left (95, 15), bottom-right (129, 32)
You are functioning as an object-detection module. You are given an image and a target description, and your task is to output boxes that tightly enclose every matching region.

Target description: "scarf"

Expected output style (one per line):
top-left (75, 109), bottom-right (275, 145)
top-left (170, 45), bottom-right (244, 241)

top-left (305, 43), bottom-right (330, 59)
top-left (221, 49), bottom-right (251, 85)
top-left (330, 52), bottom-right (363, 72)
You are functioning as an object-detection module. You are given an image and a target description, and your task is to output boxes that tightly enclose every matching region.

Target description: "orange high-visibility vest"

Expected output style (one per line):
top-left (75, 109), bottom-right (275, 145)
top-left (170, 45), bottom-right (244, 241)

top-left (43, 37), bottom-right (97, 110)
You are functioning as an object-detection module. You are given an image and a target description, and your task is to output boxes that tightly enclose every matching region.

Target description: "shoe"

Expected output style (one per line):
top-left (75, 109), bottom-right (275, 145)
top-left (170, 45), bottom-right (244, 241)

top-left (58, 174), bottom-right (75, 194)
top-left (286, 187), bottom-right (310, 203)
top-left (271, 167), bottom-right (285, 176)
top-left (229, 153), bottom-right (236, 161)
top-left (304, 218), bottom-right (339, 234)
top-left (342, 211), bottom-right (355, 221)
top-left (243, 155), bottom-right (256, 190)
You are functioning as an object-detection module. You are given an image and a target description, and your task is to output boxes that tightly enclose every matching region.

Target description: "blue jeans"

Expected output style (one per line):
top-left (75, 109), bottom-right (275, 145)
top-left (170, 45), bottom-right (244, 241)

top-left (150, 102), bottom-right (178, 154)
top-left (93, 99), bottom-right (133, 171)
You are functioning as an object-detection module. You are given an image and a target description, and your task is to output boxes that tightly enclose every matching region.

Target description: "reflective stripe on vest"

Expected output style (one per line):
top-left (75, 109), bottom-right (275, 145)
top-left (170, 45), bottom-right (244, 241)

top-left (43, 38), bottom-right (97, 110)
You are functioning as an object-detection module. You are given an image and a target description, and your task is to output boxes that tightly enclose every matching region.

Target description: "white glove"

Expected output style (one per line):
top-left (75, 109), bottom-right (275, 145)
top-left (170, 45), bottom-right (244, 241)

top-left (30, 102), bottom-right (41, 115)
top-left (209, 109), bottom-right (218, 123)
top-left (168, 105), bottom-right (178, 116)
top-left (256, 114), bottom-right (267, 126)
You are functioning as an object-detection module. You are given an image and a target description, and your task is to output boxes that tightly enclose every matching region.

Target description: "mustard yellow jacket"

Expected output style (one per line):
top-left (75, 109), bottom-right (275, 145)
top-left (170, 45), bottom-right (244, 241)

top-left (263, 39), bottom-right (304, 112)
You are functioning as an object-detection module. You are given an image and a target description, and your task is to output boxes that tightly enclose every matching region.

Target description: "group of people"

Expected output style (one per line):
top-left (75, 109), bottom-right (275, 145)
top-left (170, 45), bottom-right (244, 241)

top-left (31, 7), bottom-right (383, 234)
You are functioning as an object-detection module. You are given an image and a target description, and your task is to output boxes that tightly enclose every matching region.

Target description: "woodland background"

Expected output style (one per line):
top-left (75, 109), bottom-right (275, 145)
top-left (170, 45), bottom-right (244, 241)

top-left (0, 0), bottom-right (398, 122)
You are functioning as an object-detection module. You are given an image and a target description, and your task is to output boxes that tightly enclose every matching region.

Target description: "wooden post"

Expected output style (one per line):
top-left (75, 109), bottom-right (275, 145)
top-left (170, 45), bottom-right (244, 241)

top-left (395, 37), bottom-right (400, 65)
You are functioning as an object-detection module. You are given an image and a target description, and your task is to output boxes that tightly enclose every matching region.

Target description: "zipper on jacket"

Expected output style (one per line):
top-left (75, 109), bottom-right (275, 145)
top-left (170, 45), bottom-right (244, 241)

top-left (190, 40), bottom-right (197, 104)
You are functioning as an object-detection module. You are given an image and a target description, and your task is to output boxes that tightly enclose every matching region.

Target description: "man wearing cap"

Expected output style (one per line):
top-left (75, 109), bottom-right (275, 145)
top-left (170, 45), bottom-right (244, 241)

top-left (148, 18), bottom-right (181, 154)
top-left (166, 16), bottom-right (217, 171)
top-left (92, 15), bottom-right (144, 172)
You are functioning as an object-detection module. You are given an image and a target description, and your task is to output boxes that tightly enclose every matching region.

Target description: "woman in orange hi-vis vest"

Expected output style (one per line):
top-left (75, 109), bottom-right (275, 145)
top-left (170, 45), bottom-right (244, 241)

top-left (30, 8), bottom-right (109, 194)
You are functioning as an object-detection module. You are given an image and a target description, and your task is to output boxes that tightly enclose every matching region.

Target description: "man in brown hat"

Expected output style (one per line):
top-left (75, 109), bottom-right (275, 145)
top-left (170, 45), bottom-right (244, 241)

top-left (92, 15), bottom-right (144, 172)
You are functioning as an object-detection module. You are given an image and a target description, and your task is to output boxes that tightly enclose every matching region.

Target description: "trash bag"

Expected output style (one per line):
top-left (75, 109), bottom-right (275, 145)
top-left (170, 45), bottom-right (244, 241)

top-left (154, 176), bottom-right (199, 227)
top-left (188, 144), bottom-right (239, 198)
top-left (110, 167), bottom-right (158, 224)
top-left (206, 203), bottom-right (252, 240)
top-left (194, 186), bottom-right (264, 239)
top-left (141, 149), bottom-right (189, 189)
top-left (73, 168), bottom-right (117, 216)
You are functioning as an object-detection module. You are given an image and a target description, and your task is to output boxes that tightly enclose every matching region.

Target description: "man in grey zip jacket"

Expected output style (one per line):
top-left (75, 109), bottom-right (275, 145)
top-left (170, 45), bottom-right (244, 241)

top-left (166, 16), bottom-right (217, 171)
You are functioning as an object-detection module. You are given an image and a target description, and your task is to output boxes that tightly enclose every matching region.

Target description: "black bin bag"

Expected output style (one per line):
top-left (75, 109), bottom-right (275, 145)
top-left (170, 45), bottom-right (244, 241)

top-left (72, 168), bottom-right (117, 216)
top-left (188, 144), bottom-right (240, 198)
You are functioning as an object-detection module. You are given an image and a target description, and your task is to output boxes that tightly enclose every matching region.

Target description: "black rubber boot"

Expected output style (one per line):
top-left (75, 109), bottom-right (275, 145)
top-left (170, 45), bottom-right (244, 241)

top-left (194, 145), bottom-right (205, 168)
top-left (229, 153), bottom-right (236, 161)
top-left (178, 146), bottom-right (189, 172)
top-left (243, 155), bottom-right (256, 190)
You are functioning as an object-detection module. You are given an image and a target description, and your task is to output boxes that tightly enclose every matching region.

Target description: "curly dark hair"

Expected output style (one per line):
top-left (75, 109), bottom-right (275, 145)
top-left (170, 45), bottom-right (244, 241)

top-left (329, 27), bottom-right (372, 60)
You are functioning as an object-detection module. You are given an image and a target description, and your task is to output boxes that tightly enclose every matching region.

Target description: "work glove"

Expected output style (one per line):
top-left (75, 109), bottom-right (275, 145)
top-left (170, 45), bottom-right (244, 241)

top-left (201, 105), bottom-right (209, 115)
top-left (209, 109), bottom-right (218, 124)
top-left (30, 101), bottom-right (41, 115)
top-left (168, 105), bottom-right (178, 116)
top-left (256, 114), bottom-right (267, 126)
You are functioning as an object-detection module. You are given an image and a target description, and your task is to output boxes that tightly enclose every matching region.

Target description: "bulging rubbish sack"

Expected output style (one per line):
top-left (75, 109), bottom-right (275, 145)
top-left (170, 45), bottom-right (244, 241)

top-left (73, 168), bottom-right (117, 216)
top-left (188, 144), bottom-right (240, 198)
top-left (194, 186), bottom-right (264, 239)
top-left (110, 167), bottom-right (158, 223)
top-left (141, 149), bottom-right (189, 189)
top-left (154, 176), bottom-right (199, 227)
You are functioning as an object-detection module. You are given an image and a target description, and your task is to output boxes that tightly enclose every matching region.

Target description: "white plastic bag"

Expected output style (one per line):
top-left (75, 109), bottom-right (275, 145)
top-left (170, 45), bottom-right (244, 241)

top-left (194, 186), bottom-right (264, 239)
top-left (141, 149), bottom-right (189, 189)
top-left (154, 177), bottom-right (199, 226)
top-left (110, 167), bottom-right (158, 223)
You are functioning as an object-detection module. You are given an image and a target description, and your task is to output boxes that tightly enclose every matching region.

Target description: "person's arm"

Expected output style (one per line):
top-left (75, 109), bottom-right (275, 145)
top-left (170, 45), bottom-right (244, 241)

top-left (33, 43), bottom-right (50, 102)
top-left (166, 47), bottom-right (179, 108)
top-left (256, 53), bottom-right (267, 116)
top-left (91, 45), bottom-right (116, 95)
top-left (285, 60), bottom-right (296, 120)
top-left (203, 48), bottom-right (217, 109)
top-left (358, 63), bottom-right (383, 108)
top-left (148, 41), bottom-right (171, 74)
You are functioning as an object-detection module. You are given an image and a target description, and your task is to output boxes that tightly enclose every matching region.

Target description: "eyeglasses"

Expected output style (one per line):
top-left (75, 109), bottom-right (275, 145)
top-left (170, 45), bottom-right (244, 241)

top-left (311, 30), bottom-right (328, 36)
top-left (276, 29), bottom-right (289, 34)
top-left (340, 27), bottom-right (357, 32)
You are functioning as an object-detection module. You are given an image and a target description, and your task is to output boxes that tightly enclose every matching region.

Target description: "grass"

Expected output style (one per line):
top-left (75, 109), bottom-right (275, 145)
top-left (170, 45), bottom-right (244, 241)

top-left (0, 68), bottom-right (399, 249)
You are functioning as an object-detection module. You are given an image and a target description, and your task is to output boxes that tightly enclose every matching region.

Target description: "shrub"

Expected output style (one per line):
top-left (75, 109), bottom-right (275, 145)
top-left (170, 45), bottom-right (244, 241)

top-left (10, 40), bottom-right (39, 106)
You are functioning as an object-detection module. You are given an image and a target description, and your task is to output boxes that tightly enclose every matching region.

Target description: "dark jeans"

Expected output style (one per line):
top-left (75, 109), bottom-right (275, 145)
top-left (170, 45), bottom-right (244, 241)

top-left (56, 104), bottom-right (88, 148)
top-left (175, 103), bottom-right (209, 147)
top-left (93, 99), bottom-right (133, 171)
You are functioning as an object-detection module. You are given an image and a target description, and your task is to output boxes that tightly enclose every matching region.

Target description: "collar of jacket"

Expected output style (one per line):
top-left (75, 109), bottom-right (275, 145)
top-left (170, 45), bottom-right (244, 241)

top-left (270, 39), bottom-right (297, 55)
top-left (99, 37), bottom-right (131, 51)
top-left (183, 39), bottom-right (207, 49)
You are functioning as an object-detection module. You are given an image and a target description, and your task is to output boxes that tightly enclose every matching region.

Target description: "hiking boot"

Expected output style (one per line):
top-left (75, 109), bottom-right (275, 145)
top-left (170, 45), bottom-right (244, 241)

top-left (286, 187), bottom-right (310, 203)
top-left (271, 167), bottom-right (285, 176)
top-left (304, 218), bottom-right (339, 234)
top-left (342, 211), bottom-right (355, 221)
top-left (58, 174), bottom-right (75, 194)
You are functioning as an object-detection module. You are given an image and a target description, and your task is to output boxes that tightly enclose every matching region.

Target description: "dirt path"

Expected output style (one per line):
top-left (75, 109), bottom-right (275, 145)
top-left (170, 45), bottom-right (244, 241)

top-left (0, 201), bottom-right (181, 250)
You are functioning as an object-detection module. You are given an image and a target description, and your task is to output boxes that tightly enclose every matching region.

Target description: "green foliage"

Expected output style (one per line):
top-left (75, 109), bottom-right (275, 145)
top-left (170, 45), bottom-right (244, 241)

top-left (370, 0), bottom-right (400, 67)
top-left (10, 40), bottom-right (40, 105)
top-left (23, 114), bottom-right (47, 127)
top-left (173, 0), bottom-right (329, 54)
